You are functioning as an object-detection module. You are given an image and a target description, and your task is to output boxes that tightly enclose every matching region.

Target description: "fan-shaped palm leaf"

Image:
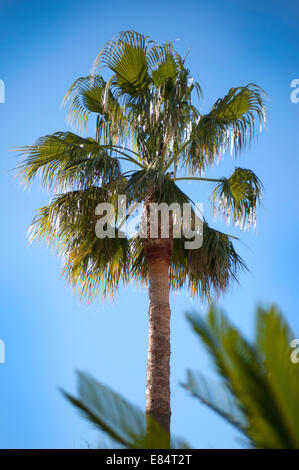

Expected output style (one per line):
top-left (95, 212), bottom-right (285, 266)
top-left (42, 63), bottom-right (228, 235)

top-left (17, 132), bottom-right (125, 191)
top-left (63, 75), bottom-right (126, 136)
top-left (94, 31), bottom-right (150, 98)
top-left (183, 84), bottom-right (266, 173)
top-left (211, 167), bottom-right (263, 229)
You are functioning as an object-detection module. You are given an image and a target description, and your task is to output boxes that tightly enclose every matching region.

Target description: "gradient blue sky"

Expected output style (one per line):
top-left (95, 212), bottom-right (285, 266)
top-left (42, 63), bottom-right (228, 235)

top-left (0, 0), bottom-right (298, 449)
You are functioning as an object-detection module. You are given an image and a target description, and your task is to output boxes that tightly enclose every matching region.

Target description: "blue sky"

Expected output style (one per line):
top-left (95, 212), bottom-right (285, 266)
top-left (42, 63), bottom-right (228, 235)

top-left (0, 0), bottom-right (298, 449)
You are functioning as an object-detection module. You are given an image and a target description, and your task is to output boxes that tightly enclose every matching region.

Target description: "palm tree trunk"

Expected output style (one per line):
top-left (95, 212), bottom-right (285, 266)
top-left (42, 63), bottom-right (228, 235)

top-left (141, 197), bottom-right (173, 446)
top-left (146, 249), bottom-right (171, 435)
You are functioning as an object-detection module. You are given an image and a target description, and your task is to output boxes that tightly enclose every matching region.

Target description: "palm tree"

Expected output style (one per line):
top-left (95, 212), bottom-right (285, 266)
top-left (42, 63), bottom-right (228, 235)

top-left (18, 31), bottom-right (265, 442)
top-left (183, 304), bottom-right (299, 449)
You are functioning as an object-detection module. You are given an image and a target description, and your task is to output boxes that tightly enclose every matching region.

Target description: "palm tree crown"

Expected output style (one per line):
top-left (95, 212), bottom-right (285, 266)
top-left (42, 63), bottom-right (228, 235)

top-left (18, 30), bottom-right (266, 303)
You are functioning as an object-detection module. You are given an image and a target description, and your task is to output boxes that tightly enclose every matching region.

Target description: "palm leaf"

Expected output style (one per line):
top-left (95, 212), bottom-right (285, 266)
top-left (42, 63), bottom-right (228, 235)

top-left (63, 75), bottom-right (126, 136)
top-left (211, 167), bottom-right (262, 229)
top-left (28, 186), bottom-right (130, 302)
top-left (170, 223), bottom-right (246, 298)
top-left (184, 305), bottom-right (299, 449)
top-left (185, 84), bottom-right (266, 172)
top-left (151, 46), bottom-right (178, 88)
top-left (17, 132), bottom-right (121, 191)
top-left (94, 31), bottom-right (150, 98)
top-left (182, 369), bottom-right (247, 434)
top-left (62, 371), bottom-right (190, 449)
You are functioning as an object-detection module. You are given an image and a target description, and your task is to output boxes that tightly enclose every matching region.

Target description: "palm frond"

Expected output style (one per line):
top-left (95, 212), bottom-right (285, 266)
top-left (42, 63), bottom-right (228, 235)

top-left (149, 44), bottom-right (179, 89)
top-left (211, 167), bottom-right (263, 229)
top-left (63, 371), bottom-right (190, 449)
top-left (63, 75), bottom-right (126, 137)
top-left (182, 369), bottom-right (247, 434)
top-left (125, 170), bottom-right (191, 205)
top-left (185, 305), bottom-right (299, 449)
top-left (17, 132), bottom-right (121, 192)
top-left (28, 186), bottom-right (130, 302)
top-left (94, 31), bottom-right (150, 98)
top-left (170, 223), bottom-right (246, 298)
top-left (184, 84), bottom-right (266, 173)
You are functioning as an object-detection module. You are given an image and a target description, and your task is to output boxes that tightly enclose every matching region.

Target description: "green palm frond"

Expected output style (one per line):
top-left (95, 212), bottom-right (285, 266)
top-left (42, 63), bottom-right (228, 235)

top-left (129, 235), bottom-right (147, 285)
top-left (170, 223), bottom-right (246, 298)
top-left (183, 305), bottom-right (299, 449)
top-left (94, 31), bottom-right (150, 98)
top-left (28, 186), bottom-right (130, 301)
top-left (254, 307), bottom-right (299, 447)
top-left (63, 371), bottom-right (190, 449)
top-left (150, 45), bottom-right (179, 89)
top-left (211, 167), bottom-right (263, 229)
top-left (63, 231), bottom-right (130, 302)
top-left (185, 84), bottom-right (266, 172)
top-left (182, 370), bottom-right (247, 434)
top-left (125, 170), bottom-right (191, 205)
top-left (63, 75), bottom-right (126, 136)
top-left (17, 132), bottom-right (122, 191)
